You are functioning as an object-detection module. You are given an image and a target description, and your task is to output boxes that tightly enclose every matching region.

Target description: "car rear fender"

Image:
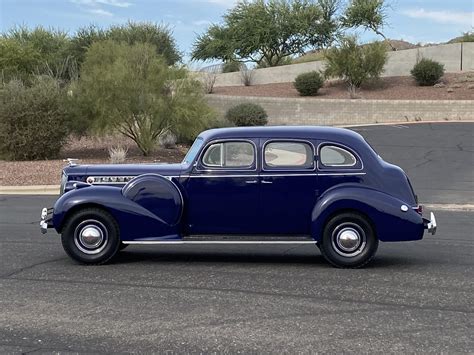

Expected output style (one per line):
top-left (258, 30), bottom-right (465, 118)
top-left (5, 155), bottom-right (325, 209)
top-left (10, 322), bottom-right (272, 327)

top-left (311, 185), bottom-right (424, 242)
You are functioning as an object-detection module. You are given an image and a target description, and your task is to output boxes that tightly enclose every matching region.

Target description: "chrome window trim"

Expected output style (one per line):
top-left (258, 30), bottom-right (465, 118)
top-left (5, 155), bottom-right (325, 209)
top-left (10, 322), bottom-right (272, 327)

top-left (317, 142), bottom-right (364, 171)
top-left (261, 139), bottom-right (316, 172)
top-left (195, 139), bottom-right (258, 172)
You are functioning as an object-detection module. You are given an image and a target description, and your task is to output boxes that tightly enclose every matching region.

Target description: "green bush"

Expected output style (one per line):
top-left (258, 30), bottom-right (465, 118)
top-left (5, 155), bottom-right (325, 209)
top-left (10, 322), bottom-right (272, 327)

top-left (294, 71), bottom-right (324, 96)
top-left (222, 61), bottom-right (241, 73)
top-left (324, 36), bottom-right (387, 96)
top-left (0, 76), bottom-right (70, 160)
top-left (225, 103), bottom-right (268, 126)
top-left (411, 58), bottom-right (445, 86)
top-left (76, 41), bottom-right (215, 156)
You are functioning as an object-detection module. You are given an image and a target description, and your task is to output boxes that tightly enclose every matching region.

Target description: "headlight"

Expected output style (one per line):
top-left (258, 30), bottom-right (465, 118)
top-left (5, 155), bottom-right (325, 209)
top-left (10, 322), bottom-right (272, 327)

top-left (59, 171), bottom-right (67, 195)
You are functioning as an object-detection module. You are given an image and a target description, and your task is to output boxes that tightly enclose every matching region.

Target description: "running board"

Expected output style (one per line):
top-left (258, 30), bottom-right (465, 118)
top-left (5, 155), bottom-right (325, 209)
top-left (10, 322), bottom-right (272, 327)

top-left (123, 235), bottom-right (316, 245)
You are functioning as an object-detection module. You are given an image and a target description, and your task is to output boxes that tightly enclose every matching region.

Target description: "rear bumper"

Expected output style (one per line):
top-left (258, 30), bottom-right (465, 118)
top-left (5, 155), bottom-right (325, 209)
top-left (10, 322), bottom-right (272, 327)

top-left (40, 207), bottom-right (53, 234)
top-left (423, 212), bottom-right (437, 235)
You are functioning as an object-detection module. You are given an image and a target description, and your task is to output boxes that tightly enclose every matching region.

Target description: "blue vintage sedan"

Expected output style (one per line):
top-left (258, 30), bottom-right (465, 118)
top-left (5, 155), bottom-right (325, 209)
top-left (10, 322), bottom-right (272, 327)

top-left (40, 126), bottom-right (436, 268)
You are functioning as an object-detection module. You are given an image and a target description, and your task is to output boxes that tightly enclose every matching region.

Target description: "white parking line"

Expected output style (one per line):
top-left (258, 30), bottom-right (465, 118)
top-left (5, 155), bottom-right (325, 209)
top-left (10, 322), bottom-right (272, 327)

top-left (424, 204), bottom-right (474, 212)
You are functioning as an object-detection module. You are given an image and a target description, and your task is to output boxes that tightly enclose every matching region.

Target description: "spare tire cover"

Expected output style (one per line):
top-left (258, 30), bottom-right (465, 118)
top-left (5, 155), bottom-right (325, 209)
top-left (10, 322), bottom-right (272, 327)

top-left (122, 174), bottom-right (183, 226)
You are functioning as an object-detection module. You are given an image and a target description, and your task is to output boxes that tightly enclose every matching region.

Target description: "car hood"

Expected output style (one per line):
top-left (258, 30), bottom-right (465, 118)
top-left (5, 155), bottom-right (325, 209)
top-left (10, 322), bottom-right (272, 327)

top-left (64, 163), bottom-right (185, 178)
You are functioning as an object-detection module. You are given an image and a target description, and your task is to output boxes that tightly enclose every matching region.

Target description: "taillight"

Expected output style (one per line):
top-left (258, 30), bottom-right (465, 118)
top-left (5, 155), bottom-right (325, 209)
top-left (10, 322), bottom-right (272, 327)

top-left (413, 205), bottom-right (423, 215)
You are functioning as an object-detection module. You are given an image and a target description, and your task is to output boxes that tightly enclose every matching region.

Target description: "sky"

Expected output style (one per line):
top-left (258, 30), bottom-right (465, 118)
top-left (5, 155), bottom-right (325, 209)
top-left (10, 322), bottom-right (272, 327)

top-left (0, 0), bottom-right (473, 66)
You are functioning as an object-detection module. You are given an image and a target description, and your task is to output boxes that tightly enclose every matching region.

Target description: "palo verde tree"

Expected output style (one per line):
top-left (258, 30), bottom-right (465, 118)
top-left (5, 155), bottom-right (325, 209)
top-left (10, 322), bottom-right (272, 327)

top-left (192, 0), bottom-right (391, 67)
top-left (75, 41), bottom-right (213, 156)
top-left (69, 22), bottom-right (181, 67)
top-left (324, 35), bottom-right (387, 97)
top-left (0, 26), bottom-right (75, 83)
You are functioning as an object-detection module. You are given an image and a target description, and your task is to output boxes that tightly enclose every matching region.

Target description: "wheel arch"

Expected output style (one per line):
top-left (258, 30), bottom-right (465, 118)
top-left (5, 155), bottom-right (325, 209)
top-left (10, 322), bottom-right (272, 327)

top-left (55, 202), bottom-right (112, 233)
top-left (317, 207), bottom-right (377, 240)
top-left (311, 185), bottom-right (424, 242)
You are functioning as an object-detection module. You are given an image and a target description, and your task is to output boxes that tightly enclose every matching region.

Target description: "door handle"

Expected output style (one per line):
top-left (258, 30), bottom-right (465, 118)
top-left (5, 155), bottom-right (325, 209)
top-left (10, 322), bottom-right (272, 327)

top-left (261, 180), bottom-right (273, 184)
top-left (245, 180), bottom-right (258, 184)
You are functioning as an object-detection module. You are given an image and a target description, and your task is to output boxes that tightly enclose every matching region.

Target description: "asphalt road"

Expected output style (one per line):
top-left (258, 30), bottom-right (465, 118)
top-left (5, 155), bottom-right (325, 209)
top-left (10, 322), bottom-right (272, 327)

top-left (0, 122), bottom-right (473, 353)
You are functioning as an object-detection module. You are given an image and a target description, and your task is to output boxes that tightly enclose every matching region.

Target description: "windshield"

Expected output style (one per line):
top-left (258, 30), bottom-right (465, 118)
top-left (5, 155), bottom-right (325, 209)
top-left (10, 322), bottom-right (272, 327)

top-left (182, 137), bottom-right (204, 164)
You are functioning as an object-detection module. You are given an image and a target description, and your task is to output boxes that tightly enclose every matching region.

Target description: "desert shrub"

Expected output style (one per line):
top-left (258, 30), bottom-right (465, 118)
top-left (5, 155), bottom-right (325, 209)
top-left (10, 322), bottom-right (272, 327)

top-left (294, 71), bottom-right (324, 96)
top-left (159, 131), bottom-right (177, 149)
top-left (240, 66), bottom-right (254, 86)
top-left (0, 76), bottom-right (70, 160)
top-left (324, 36), bottom-right (387, 97)
top-left (108, 146), bottom-right (128, 164)
top-left (222, 61), bottom-right (241, 73)
top-left (77, 41), bottom-right (215, 156)
top-left (225, 103), bottom-right (268, 126)
top-left (411, 58), bottom-right (445, 86)
top-left (201, 71), bottom-right (217, 94)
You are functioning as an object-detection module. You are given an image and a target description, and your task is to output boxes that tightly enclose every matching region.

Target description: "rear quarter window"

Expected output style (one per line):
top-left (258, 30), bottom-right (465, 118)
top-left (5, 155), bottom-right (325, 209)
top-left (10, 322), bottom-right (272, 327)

top-left (319, 144), bottom-right (361, 169)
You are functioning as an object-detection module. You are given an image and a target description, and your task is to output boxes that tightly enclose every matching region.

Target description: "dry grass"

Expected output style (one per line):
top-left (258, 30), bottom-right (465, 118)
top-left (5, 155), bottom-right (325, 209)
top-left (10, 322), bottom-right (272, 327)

top-left (0, 135), bottom-right (188, 186)
top-left (213, 73), bottom-right (474, 100)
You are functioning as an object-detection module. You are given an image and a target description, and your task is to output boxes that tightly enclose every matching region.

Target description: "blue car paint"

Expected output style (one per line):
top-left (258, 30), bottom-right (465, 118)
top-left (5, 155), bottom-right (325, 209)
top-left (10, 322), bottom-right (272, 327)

top-left (52, 126), bottom-right (425, 242)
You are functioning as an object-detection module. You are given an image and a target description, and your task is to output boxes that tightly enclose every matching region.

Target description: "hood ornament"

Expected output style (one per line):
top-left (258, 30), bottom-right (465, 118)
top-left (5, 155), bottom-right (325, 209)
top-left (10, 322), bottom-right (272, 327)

top-left (64, 158), bottom-right (80, 167)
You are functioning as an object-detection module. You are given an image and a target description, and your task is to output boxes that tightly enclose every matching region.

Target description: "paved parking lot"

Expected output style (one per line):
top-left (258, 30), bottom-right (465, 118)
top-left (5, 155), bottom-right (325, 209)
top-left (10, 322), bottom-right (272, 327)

top-left (0, 122), bottom-right (473, 353)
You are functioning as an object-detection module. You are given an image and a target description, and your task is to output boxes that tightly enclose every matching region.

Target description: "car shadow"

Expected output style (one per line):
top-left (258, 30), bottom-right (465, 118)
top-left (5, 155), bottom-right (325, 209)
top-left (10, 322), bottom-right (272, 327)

top-left (112, 248), bottom-right (327, 266)
top-left (110, 248), bottom-right (423, 269)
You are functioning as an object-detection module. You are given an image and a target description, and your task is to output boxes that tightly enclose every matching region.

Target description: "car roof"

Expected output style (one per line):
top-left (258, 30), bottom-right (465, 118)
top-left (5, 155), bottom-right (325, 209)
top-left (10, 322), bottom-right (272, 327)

top-left (199, 126), bottom-right (365, 144)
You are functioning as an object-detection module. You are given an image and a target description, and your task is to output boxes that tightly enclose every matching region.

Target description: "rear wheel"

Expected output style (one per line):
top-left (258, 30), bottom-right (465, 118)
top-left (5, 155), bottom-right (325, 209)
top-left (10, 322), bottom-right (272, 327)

top-left (61, 208), bottom-right (120, 265)
top-left (320, 212), bottom-right (378, 268)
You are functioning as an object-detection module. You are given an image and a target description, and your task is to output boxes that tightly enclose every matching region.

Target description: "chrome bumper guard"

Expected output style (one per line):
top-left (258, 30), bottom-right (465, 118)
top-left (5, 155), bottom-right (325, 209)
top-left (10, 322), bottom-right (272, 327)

top-left (423, 212), bottom-right (437, 235)
top-left (40, 207), bottom-right (53, 234)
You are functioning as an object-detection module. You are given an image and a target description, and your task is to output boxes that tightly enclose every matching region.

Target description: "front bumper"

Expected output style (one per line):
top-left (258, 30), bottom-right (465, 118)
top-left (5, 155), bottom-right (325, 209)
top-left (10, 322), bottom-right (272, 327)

top-left (423, 212), bottom-right (437, 235)
top-left (40, 207), bottom-right (53, 234)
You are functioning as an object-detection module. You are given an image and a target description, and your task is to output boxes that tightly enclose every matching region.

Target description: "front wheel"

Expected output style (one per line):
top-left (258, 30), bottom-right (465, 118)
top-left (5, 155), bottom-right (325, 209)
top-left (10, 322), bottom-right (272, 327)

top-left (320, 212), bottom-right (378, 268)
top-left (61, 208), bottom-right (120, 264)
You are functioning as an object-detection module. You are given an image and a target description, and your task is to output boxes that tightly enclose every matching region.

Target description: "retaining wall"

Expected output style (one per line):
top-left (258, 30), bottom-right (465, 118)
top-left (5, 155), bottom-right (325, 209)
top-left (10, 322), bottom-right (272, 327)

top-left (213, 42), bottom-right (474, 87)
top-left (207, 95), bottom-right (474, 125)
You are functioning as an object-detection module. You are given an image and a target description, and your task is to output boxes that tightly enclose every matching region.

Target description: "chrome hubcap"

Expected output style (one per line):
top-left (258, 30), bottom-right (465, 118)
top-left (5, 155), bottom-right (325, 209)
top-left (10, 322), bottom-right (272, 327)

top-left (331, 223), bottom-right (366, 257)
top-left (337, 228), bottom-right (360, 252)
top-left (74, 220), bottom-right (108, 255)
top-left (80, 226), bottom-right (103, 248)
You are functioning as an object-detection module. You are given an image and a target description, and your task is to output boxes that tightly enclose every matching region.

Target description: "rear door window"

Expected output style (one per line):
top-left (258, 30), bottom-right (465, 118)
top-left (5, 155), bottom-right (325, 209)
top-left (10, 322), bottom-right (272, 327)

top-left (264, 141), bottom-right (314, 169)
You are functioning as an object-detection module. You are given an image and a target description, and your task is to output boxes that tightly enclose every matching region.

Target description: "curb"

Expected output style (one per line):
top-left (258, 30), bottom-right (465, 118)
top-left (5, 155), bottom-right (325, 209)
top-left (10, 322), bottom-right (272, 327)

top-left (0, 185), bottom-right (59, 195)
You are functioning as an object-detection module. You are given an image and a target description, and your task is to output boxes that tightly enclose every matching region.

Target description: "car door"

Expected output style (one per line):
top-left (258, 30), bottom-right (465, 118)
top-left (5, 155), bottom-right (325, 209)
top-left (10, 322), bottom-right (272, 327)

top-left (259, 139), bottom-right (318, 235)
top-left (184, 139), bottom-right (261, 235)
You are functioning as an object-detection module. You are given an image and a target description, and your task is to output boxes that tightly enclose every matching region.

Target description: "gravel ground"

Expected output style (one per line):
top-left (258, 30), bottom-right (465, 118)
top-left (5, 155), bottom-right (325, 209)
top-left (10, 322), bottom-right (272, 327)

top-left (213, 73), bottom-right (474, 100)
top-left (0, 135), bottom-right (187, 186)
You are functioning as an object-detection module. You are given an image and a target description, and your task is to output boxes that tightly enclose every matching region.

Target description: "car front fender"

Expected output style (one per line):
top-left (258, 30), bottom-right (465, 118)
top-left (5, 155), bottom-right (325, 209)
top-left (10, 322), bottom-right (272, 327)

top-left (311, 185), bottom-right (424, 242)
top-left (52, 174), bottom-right (183, 241)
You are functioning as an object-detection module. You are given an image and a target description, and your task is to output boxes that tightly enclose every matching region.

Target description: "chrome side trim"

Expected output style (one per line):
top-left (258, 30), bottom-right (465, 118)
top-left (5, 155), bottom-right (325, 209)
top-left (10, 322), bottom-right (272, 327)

top-left (123, 240), bottom-right (317, 245)
top-left (316, 172), bottom-right (366, 176)
top-left (187, 172), bottom-right (366, 178)
top-left (87, 176), bottom-right (137, 184)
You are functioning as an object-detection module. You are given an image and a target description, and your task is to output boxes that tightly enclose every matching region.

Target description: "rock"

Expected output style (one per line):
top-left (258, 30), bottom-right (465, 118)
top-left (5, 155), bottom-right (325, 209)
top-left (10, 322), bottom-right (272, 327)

top-left (433, 83), bottom-right (446, 88)
top-left (447, 88), bottom-right (454, 93)
top-left (450, 83), bottom-right (462, 89)
top-left (467, 84), bottom-right (474, 90)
